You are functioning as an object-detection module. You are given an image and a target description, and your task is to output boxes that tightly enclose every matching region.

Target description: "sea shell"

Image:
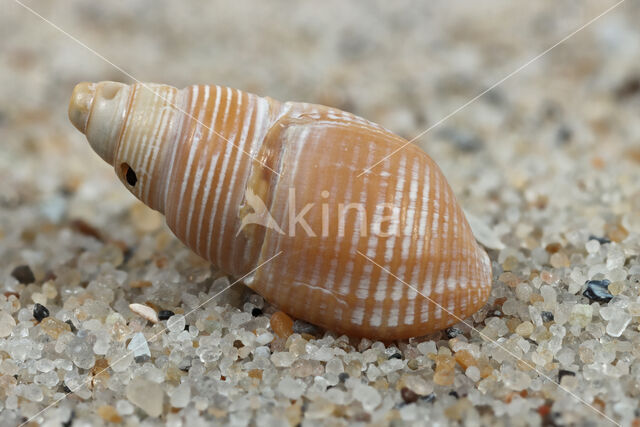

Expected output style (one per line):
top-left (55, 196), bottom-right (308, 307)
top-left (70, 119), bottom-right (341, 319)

top-left (69, 81), bottom-right (492, 340)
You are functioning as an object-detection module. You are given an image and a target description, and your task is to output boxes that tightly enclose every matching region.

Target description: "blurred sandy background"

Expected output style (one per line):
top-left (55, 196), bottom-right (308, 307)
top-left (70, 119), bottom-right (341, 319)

top-left (1, 1), bottom-right (640, 426)
top-left (2, 1), bottom-right (639, 212)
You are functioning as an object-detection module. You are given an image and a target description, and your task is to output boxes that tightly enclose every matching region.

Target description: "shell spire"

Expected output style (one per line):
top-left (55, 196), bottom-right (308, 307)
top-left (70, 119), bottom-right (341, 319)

top-left (70, 81), bottom-right (493, 340)
top-left (69, 81), bottom-right (131, 164)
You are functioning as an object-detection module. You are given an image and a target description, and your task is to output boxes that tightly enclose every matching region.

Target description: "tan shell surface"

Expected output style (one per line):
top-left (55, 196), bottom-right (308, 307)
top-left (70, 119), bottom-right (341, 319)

top-left (70, 82), bottom-right (493, 340)
top-left (249, 108), bottom-right (492, 339)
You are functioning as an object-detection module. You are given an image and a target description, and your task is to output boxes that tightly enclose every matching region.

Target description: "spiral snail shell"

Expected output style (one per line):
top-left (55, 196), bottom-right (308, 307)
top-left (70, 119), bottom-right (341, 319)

top-left (69, 81), bottom-right (492, 340)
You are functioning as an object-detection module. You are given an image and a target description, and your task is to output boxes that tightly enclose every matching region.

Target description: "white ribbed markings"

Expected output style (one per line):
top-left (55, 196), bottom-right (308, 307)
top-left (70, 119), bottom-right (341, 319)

top-left (184, 85), bottom-right (218, 249)
top-left (193, 86), bottom-right (224, 256)
top-left (124, 84), bottom-right (492, 337)
top-left (174, 85), bottom-right (209, 242)
top-left (217, 90), bottom-right (256, 268)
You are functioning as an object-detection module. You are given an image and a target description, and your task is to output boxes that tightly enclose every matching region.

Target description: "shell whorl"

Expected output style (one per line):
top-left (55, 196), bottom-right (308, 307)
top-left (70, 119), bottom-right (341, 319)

top-left (69, 81), bottom-right (131, 164)
top-left (163, 85), bottom-right (278, 276)
top-left (70, 81), bottom-right (493, 340)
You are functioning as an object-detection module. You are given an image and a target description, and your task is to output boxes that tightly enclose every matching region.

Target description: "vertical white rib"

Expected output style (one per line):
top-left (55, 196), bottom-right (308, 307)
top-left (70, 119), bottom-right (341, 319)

top-left (136, 87), bottom-right (166, 200)
top-left (433, 175), bottom-right (450, 321)
top-left (335, 141), bottom-right (362, 296)
top-left (193, 86), bottom-right (224, 255)
top-left (217, 90), bottom-right (255, 266)
top-left (331, 138), bottom-right (362, 324)
top-left (405, 161), bottom-right (430, 325)
top-left (143, 88), bottom-right (176, 203)
top-left (121, 87), bottom-right (140, 163)
top-left (299, 129), bottom-right (330, 315)
top-left (185, 86), bottom-right (222, 245)
top-left (175, 85), bottom-right (210, 236)
top-left (379, 155), bottom-right (406, 327)
top-left (265, 126), bottom-right (309, 297)
top-left (205, 87), bottom-right (236, 259)
top-left (130, 86), bottom-right (166, 182)
top-left (420, 167), bottom-right (440, 323)
top-left (163, 86), bottom-right (196, 212)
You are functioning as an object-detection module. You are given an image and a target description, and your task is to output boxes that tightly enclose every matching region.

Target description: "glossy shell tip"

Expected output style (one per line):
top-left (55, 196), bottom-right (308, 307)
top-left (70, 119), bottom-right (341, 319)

top-left (68, 82), bottom-right (95, 133)
top-left (69, 81), bottom-right (130, 165)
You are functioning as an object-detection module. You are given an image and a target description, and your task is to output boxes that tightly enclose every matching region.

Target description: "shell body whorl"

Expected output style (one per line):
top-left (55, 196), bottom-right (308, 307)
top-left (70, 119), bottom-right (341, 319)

top-left (70, 81), bottom-right (492, 340)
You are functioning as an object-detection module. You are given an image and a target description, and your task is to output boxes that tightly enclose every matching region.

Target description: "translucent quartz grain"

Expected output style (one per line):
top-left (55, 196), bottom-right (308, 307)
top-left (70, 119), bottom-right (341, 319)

top-left (550, 252), bottom-right (570, 268)
top-left (515, 321), bottom-right (534, 337)
top-left (271, 351), bottom-right (296, 367)
top-left (166, 314), bottom-right (186, 332)
top-left (170, 382), bottom-right (191, 408)
top-left (366, 364), bottom-right (382, 381)
top-left (97, 405), bottom-right (122, 423)
top-left (433, 355), bottom-right (456, 386)
top-left (291, 359), bottom-right (323, 377)
top-left (254, 346), bottom-right (270, 358)
top-left (353, 383), bottom-right (382, 411)
top-left (416, 341), bottom-right (437, 355)
top-left (256, 332), bottom-right (274, 345)
top-left (466, 366), bottom-right (481, 382)
top-left (0, 359), bottom-right (19, 376)
top-left (270, 311), bottom-right (294, 338)
top-left (608, 265), bottom-right (628, 280)
top-left (325, 358), bottom-right (344, 374)
top-left (39, 317), bottom-right (71, 339)
top-left (66, 337), bottom-right (95, 369)
top-left (401, 374), bottom-right (433, 396)
top-left (600, 306), bottom-right (632, 337)
top-left (93, 337), bottom-right (110, 355)
top-left (569, 305), bottom-right (592, 327)
top-left (20, 384), bottom-right (44, 402)
top-left (515, 283), bottom-right (532, 302)
top-left (310, 346), bottom-right (334, 362)
top-left (287, 334), bottom-right (307, 356)
top-left (606, 246), bottom-right (626, 270)
top-left (277, 377), bottom-right (306, 399)
top-left (585, 240), bottom-right (600, 254)
top-left (127, 332), bottom-right (151, 359)
top-left (557, 348), bottom-right (575, 366)
top-left (0, 311), bottom-right (16, 337)
top-left (34, 371), bottom-right (59, 387)
top-left (126, 377), bottom-right (163, 417)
